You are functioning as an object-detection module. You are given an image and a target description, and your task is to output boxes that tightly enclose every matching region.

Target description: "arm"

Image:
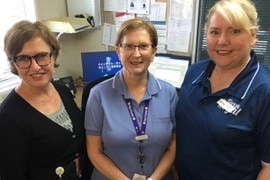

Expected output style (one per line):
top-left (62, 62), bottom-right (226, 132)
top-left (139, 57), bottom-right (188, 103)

top-left (86, 135), bottom-right (130, 180)
top-left (148, 133), bottom-right (176, 180)
top-left (257, 162), bottom-right (270, 180)
top-left (0, 113), bottom-right (28, 180)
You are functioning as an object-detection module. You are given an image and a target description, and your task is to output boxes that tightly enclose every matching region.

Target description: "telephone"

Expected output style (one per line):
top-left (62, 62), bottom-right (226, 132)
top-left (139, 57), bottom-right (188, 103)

top-left (53, 76), bottom-right (77, 95)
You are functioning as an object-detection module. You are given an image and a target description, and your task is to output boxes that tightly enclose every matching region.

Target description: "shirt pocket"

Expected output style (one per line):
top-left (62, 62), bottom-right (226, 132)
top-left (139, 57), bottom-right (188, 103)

top-left (150, 117), bottom-right (173, 146)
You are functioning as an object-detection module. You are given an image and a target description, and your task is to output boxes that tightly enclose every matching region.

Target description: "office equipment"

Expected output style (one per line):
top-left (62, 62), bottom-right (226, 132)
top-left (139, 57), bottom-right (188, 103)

top-left (149, 54), bottom-right (190, 89)
top-left (67, 0), bottom-right (101, 27)
top-left (53, 76), bottom-right (77, 95)
top-left (81, 51), bottom-right (122, 85)
top-left (43, 17), bottom-right (91, 34)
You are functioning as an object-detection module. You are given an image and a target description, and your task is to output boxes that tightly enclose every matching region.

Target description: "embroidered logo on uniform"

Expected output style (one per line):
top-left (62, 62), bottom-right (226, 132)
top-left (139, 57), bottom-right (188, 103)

top-left (217, 98), bottom-right (242, 116)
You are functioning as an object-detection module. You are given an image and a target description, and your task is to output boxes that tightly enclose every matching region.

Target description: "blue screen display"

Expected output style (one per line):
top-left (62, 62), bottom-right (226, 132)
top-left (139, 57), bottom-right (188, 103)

top-left (81, 51), bottom-right (122, 84)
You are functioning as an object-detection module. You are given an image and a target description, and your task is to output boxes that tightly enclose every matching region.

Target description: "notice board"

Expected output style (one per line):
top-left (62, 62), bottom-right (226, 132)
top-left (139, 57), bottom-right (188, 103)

top-left (102, 0), bottom-right (198, 59)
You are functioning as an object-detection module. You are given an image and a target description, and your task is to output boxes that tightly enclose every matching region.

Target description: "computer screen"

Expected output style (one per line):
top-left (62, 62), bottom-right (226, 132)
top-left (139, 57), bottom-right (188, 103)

top-left (148, 54), bottom-right (190, 89)
top-left (81, 51), bottom-right (122, 84)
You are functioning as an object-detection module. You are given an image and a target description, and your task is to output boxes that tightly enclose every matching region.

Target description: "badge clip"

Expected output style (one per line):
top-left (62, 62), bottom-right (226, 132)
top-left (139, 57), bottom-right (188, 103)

top-left (135, 134), bottom-right (149, 141)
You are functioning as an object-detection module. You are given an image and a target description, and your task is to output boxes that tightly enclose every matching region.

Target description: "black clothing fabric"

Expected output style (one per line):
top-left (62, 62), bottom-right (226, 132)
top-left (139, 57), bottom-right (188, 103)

top-left (0, 83), bottom-right (88, 180)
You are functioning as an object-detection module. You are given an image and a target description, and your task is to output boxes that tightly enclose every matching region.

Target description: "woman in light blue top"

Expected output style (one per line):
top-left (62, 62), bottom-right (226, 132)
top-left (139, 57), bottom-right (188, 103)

top-left (84, 18), bottom-right (178, 180)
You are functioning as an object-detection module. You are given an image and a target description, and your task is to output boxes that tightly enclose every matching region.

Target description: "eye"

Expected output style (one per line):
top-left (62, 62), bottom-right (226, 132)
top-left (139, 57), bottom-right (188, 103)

top-left (15, 55), bottom-right (31, 62)
top-left (139, 44), bottom-right (151, 50)
top-left (209, 30), bottom-right (219, 35)
top-left (39, 52), bottom-right (49, 57)
top-left (34, 52), bottom-right (51, 61)
top-left (230, 29), bottom-right (241, 34)
top-left (125, 44), bottom-right (135, 50)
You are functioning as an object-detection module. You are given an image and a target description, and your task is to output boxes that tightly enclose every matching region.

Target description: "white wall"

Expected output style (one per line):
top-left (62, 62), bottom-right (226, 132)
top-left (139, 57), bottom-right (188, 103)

top-left (35, 0), bottom-right (106, 80)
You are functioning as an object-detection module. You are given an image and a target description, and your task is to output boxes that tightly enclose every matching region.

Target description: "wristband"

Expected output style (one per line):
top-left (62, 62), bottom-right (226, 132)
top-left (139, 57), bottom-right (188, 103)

top-left (147, 178), bottom-right (153, 180)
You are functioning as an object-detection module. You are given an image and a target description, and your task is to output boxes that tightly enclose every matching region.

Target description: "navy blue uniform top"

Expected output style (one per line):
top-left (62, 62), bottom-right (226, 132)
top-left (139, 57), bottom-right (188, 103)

top-left (175, 51), bottom-right (270, 180)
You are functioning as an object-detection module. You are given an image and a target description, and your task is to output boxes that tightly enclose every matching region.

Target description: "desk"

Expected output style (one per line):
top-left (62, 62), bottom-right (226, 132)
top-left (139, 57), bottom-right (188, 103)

top-left (74, 86), bottom-right (83, 108)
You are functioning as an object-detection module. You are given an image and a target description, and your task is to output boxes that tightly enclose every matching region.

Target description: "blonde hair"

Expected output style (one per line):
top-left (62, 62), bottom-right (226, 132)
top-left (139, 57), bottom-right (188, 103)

top-left (205, 0), bottom-right (259, 31)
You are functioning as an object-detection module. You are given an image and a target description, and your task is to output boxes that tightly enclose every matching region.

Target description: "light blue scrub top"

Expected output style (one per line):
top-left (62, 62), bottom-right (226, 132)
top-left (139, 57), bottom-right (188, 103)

top-left (85, 70), bottom-right (178, 179)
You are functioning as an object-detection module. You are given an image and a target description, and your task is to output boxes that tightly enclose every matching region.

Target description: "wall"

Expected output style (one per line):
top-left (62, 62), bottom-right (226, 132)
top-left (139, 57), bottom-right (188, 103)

top-left (35, 0), bottom-right (106, 80)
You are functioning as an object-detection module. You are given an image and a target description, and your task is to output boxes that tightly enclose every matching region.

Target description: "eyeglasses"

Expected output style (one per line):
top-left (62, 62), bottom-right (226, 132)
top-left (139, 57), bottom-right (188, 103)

top-left (13, 52), bottom-right (53, 69)
top-left (119, 43), bottom-right (153, 52)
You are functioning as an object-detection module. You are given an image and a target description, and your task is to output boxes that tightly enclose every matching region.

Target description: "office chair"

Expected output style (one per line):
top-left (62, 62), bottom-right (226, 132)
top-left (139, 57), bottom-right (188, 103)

top-left (80, 74), bottom-right (115, 178)
top-left (81, 74), bottom-right (115, 117)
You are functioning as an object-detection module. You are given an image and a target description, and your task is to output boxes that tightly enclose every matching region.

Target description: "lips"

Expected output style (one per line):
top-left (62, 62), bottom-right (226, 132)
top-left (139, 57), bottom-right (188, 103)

top-left (217, 50), bottom-right (232, 55)
top-left (30, 72), bottom-right (45, 77)
top-left (130, 61), bottom-right (143, 65)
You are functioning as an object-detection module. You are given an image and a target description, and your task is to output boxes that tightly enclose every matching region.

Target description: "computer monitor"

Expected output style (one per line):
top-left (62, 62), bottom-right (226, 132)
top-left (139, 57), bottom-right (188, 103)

top-left (148, 53), bottom-right (190, 89)
top-left (81, 51), bottom-right (122, 84)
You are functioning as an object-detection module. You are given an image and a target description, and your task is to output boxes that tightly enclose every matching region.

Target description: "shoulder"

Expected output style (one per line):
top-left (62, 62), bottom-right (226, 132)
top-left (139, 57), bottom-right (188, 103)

top-left (86, 77), bottom-right (115, 101)
top-left (156, 78), bottom-right (176, 92)
top-left (90, 76), bottom-right (114, 92)
top-left (187, 59), bottom-right (210, 74)
top-left (258, 64), bottom-right (270, 78)
top-left (148, 73), bottom-right (178, 98)
top-left (252, 63), bottom-right (270, 89)
top-left (255, 65), bottom-right (270, 95)
top-left (0, 90), bottom-right (20, 113)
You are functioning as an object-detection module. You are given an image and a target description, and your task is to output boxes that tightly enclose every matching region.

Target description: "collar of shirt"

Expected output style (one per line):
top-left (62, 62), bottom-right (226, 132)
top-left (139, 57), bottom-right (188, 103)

top-left (192, 50), bottom-right (260, 100)
top-left (112, 69), bottom-right (162, 100)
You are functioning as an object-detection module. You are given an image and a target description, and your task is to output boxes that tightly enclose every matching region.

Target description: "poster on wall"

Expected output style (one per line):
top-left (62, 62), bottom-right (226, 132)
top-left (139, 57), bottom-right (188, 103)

top-left (166, 0), bottom-right (194, 53)
top-left (104, 0), bottom-right (127, 12)
top-left (127, 0), bottom-right (150, 14)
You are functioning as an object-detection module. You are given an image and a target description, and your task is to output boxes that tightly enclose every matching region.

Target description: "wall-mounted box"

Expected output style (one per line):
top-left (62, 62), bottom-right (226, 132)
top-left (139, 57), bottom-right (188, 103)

top-left (66, 0), bottom-right (102, 27)
top-left (43, 16), bottom-right (92, 34)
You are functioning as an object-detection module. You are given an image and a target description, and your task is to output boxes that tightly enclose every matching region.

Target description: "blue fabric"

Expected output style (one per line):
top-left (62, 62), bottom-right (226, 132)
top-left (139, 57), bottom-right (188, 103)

top-left (175, 51), bottom-right (270, 180)
top-left (85, 69), bottom-right (178, 180)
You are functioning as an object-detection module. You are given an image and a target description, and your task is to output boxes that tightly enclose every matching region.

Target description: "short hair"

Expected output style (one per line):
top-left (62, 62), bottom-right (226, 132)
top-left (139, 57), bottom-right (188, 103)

top-left (4, 20), bottom-right (61, 75)
top-left (205, 0), bottom-right (259, 31)
top-left (114, 18), bottom-right (158, 48)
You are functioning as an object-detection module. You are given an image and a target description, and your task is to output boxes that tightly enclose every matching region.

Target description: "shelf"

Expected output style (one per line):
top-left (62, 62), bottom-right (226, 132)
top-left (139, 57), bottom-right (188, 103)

top-left (43, 17), bottom-right (92, 34)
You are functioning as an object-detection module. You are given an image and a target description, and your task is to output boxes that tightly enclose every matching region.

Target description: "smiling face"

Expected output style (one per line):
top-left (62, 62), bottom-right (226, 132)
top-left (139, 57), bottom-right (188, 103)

top-left (115, 28), bottom-right (156, 78)
top-left (14, 37), bottom-right (55, 89)
top-left (206, 12), bottom-right (257, 70)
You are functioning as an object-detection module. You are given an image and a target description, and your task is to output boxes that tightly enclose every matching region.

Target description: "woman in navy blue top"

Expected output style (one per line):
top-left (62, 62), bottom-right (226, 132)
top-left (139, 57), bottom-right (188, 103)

top-left (175, 0), bottom-right (270, 179)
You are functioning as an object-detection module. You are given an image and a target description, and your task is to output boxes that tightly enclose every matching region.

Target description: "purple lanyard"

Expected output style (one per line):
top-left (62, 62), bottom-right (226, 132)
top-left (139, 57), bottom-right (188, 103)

top-left (125, 99), bottom-right (149, 136)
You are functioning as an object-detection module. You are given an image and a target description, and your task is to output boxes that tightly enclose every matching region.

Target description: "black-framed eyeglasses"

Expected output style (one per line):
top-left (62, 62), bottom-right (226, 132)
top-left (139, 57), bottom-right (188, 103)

top-left (13, 52), bottom-right (54, 69)
top-left (119, 43), bottom-right (153, 52)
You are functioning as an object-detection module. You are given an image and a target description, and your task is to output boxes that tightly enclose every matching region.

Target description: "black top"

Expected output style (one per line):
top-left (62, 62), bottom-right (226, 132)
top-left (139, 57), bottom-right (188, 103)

top-left (0, 83), bottom-right (86, 180)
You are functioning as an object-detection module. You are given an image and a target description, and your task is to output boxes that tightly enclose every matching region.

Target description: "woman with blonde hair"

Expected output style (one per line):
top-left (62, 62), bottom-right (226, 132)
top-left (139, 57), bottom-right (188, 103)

top-left (175, 0), bottom-right (270, 179)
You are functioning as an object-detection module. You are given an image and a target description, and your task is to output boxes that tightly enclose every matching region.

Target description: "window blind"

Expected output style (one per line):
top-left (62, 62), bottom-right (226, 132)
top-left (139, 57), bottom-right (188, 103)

top-left (0, 0), bottom-right (36, 76)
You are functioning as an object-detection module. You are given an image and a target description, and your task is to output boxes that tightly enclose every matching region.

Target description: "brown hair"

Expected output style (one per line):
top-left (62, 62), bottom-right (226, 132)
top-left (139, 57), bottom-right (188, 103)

top-left (114, 18), bottom-right (158, 47)
top-left (4, 20), bottom-right (61, 75)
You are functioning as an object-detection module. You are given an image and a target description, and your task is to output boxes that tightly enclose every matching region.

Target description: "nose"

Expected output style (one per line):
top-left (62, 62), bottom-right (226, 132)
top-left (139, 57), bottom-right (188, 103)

top-left (218, 33), bottom-right (229, 45)
top-left (132, 47), bottom-right (142, 57)
top-left (30, 58), bottom-right (42, 69)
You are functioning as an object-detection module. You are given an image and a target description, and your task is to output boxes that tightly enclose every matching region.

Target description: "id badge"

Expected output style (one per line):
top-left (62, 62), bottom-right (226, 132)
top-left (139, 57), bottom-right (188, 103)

top-left (217, 98), bottom-right (235, 113)
top-left (135, 134), bottom-right (149, 141)
top-left (132, 173), bottom-right (146, 180)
